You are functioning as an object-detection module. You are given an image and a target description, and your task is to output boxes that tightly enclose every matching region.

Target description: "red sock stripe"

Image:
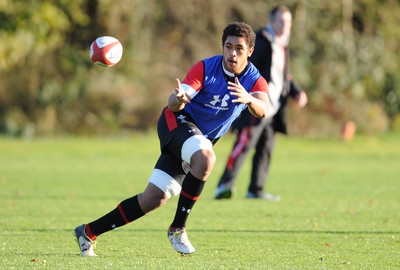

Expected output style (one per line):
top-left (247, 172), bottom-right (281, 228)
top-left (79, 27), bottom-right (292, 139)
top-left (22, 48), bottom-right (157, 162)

top-left (85, 224), bottom-right (97, 241)
top-left (169, 226), bottom-right (185, 232)
top-left (117, 204), bottom-right (130, 224)
top-left (180, 190), bottom-right (200, 201)
top-left (164, 108), bottom-right (178, 131)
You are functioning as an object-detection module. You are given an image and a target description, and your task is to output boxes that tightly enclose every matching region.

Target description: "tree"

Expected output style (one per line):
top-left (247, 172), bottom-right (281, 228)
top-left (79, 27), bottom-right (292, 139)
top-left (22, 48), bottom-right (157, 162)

top-left (0, 0), bottom-right (399, 137)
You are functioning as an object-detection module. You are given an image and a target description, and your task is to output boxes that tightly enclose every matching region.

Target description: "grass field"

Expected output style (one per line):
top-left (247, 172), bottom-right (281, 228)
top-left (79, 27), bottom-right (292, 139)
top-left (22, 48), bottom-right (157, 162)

top-left (0, 133), bottom-right (399, 269)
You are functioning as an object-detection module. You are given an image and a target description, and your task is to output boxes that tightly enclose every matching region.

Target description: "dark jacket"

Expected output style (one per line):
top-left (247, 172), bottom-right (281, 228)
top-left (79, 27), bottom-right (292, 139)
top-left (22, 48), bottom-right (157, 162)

top-left (232, 28), bottom-right (303, 134)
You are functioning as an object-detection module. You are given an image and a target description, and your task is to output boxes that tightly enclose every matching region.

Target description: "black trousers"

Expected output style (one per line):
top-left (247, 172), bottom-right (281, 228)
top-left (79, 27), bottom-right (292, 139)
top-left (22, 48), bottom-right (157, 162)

top-left (217, 119), bottom-right (276, 195)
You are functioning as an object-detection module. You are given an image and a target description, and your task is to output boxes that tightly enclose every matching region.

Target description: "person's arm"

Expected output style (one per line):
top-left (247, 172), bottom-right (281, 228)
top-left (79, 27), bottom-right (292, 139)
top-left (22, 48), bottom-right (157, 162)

top-left (247, 92), bottom-right (270, 118)
top-left (229, 77), bottom-right (269, 118)
top-left (167, 61), bottom-right (204, 112)
top-left (289, 80), bottom-right (308, 108)
top-left (168, 79), bottom-right (190, 112)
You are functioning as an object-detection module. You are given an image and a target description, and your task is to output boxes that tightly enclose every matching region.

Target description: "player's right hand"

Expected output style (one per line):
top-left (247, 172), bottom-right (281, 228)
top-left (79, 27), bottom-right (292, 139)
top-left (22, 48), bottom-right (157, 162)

top-left (174, 78), bottom-right (189, 104)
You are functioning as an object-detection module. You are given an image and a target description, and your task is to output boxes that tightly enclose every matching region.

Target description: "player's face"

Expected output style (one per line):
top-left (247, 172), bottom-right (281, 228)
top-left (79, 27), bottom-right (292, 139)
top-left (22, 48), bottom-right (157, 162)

top-left (222, 36), bottom-right (254, 75)
top-left (271, 11), bottom-right (292, 38)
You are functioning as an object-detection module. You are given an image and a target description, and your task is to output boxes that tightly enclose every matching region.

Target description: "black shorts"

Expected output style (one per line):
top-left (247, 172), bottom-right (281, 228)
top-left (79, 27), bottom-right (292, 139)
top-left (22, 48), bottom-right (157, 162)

top-left (154, 107), bottom-right (204, 184)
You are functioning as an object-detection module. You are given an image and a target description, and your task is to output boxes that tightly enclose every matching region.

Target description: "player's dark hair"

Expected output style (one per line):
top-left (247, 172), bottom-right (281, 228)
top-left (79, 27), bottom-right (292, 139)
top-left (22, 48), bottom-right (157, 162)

top-left (269, 5), bottom-right (290, 21)
top-left (222, 22), bottom-right (256, 48)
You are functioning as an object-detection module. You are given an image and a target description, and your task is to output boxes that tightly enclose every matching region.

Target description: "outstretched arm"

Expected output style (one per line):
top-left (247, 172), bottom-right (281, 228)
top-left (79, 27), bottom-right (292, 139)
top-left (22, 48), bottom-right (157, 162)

top-left (168, 78), bottom-right (190, 112)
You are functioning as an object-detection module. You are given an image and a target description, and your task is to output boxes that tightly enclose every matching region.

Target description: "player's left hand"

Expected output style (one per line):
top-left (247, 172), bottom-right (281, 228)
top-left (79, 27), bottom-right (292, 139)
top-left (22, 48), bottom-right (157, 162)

top-left (229, 77), bottom-right (252, 104)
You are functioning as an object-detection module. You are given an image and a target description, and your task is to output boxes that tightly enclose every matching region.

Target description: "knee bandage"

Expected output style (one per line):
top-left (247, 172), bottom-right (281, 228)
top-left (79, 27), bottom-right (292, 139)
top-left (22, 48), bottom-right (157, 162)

top-left (181, 135), bottom-right (213, 164)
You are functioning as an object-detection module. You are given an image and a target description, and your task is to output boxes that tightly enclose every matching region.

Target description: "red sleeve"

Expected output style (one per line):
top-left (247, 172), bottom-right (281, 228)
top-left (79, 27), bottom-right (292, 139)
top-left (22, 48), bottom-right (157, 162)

top-left (250, 77), bottom-right (269, 94)
top-left (182, 61), bottom-right (204, 91)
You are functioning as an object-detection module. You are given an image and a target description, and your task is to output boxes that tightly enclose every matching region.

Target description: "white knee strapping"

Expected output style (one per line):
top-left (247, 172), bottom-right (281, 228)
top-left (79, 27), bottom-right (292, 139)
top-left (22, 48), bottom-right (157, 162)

top-left (148, 169), bottom-right (182, 198)
top-left (181, 135), bottom-right (213, 164)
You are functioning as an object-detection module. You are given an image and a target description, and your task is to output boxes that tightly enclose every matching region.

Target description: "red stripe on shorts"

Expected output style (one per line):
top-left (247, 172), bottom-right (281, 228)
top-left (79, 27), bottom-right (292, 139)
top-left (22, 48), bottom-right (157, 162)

top-left (164, 108), bottom-right (178, 131)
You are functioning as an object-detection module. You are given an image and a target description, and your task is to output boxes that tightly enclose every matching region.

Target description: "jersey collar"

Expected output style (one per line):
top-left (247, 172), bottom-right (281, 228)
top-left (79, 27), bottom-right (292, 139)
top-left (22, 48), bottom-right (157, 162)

top-left (221, 61), bottom-right (250, 83)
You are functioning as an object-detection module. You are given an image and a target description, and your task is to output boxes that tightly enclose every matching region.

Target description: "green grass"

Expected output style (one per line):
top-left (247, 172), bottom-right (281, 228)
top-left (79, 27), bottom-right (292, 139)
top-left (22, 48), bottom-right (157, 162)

top-left (0, 133), bottom-right (399, 269)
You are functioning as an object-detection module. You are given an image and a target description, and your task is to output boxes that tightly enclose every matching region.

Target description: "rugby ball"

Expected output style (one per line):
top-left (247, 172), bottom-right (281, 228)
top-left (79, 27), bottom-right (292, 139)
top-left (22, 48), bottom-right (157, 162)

top-left (90, 36), bottom-right (123, 67)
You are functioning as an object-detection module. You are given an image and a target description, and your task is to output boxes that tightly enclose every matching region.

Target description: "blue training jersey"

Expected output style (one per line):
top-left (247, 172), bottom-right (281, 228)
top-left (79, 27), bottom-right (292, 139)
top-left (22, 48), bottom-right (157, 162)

top-left (182, 55), bottom-right (268, 140)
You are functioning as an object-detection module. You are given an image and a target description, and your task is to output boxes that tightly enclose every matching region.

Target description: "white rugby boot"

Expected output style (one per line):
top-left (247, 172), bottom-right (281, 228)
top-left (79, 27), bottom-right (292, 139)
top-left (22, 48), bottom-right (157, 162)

top-left (74, 224), bottom-right (97, 256)
top-left (168, 226), bottom-right (196, 255)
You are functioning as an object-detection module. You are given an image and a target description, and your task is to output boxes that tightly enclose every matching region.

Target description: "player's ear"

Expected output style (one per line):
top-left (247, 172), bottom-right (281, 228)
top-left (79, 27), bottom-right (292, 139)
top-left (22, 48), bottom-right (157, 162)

top-left (248, 47), bottom-right (254, 57)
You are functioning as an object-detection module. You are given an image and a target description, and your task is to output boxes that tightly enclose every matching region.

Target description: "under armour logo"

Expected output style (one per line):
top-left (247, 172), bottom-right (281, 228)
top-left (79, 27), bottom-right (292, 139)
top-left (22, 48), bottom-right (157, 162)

top-left (177, 115), bottom-right (187, 123)
top-left (81, 243), bottom-right (88, 251)
top-left (205, 75), bottom-right (217, 83)
top-left (210, 94), bottom-right (229, 107)
top-left (181, 207), bottom-right (191, 213)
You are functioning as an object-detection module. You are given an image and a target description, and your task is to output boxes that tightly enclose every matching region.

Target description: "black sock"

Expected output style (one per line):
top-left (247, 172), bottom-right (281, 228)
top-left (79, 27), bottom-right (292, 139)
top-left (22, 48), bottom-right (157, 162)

top-left (85, 195), bottom-right (144, 239)
top-left (170, 172), bottom-right (205, 229)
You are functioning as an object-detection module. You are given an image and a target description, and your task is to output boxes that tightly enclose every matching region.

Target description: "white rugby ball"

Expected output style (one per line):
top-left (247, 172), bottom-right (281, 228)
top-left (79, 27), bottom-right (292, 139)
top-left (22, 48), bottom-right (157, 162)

top-left (90, 36), bottom-right (123, 67)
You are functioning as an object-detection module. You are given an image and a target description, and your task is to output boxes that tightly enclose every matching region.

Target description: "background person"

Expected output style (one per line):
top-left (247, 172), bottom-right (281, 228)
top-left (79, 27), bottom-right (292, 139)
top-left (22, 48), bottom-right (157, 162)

top-left (215, 5), bottom-right (308, 201)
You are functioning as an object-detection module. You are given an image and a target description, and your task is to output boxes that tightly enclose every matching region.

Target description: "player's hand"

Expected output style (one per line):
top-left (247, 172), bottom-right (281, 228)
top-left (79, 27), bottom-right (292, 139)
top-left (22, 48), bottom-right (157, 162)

top-left (173, 78), bottom-right (189, 104)
top-left (296, 91), bottom-right (308, 108)
top-left (229, 77), bottom-right (252, 104)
